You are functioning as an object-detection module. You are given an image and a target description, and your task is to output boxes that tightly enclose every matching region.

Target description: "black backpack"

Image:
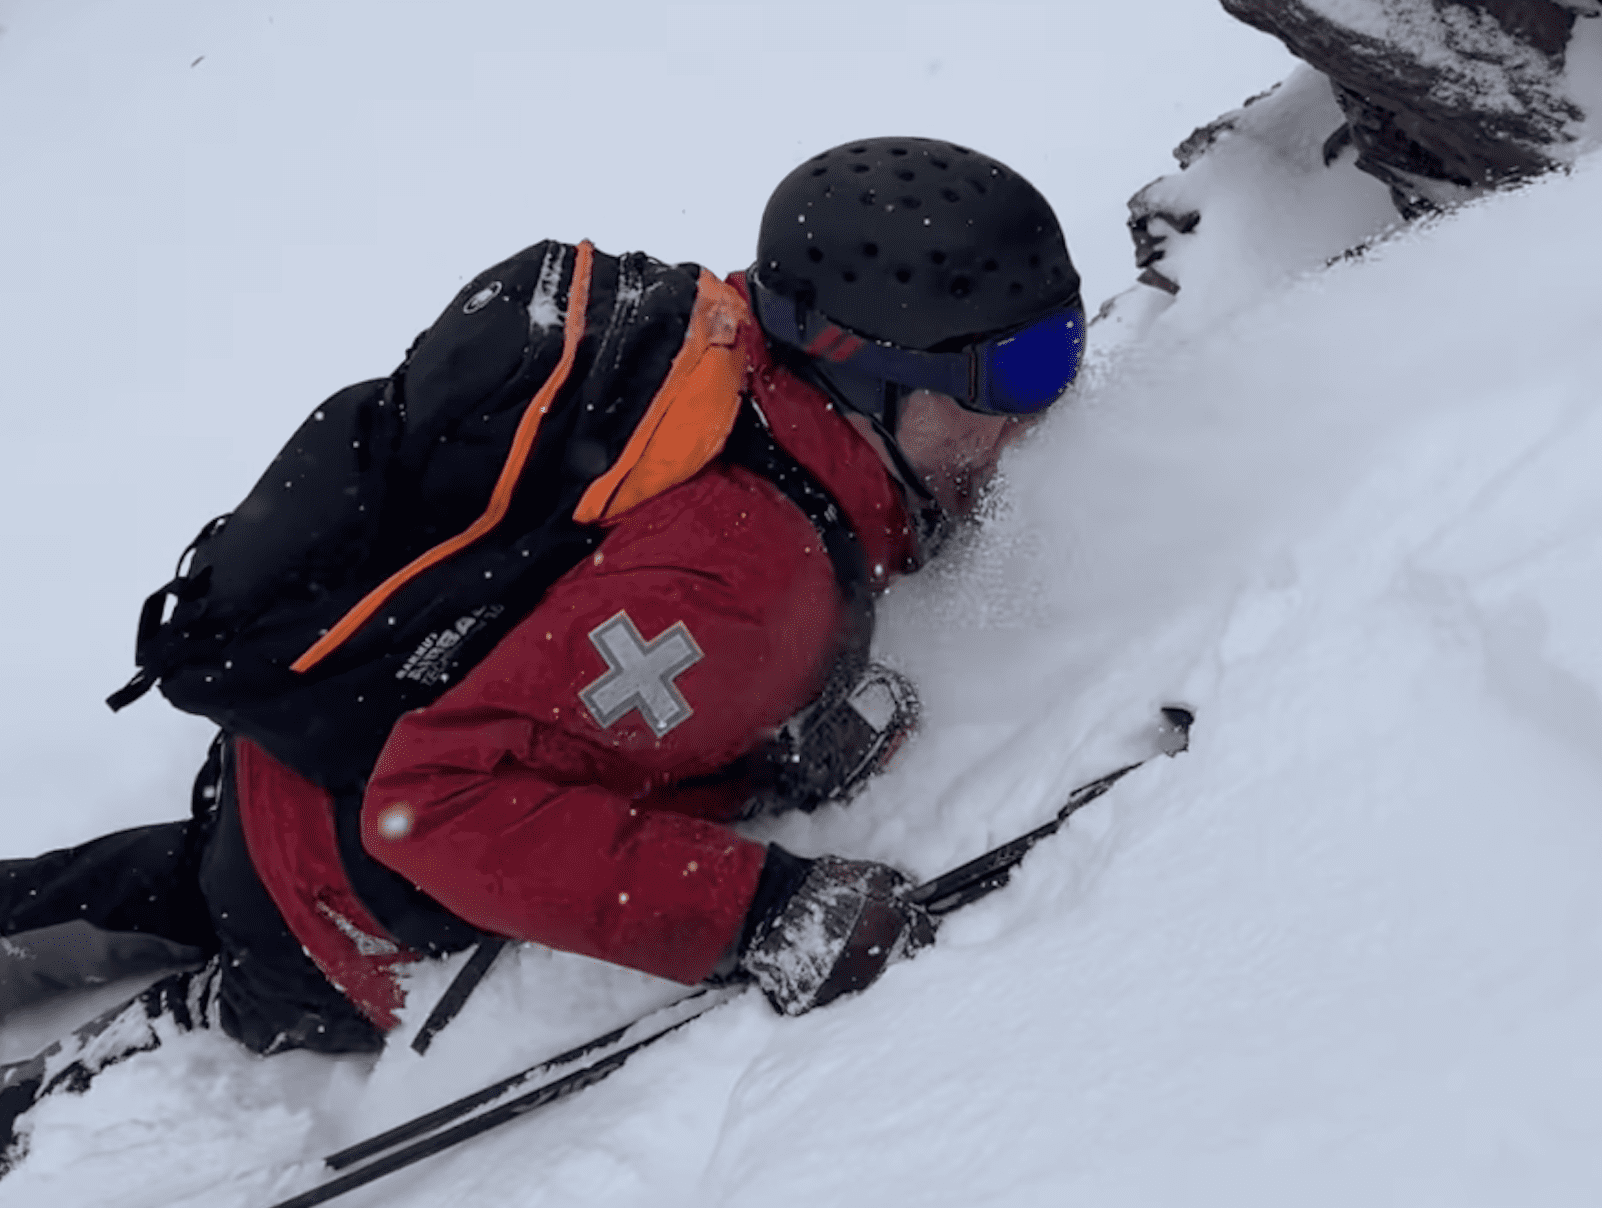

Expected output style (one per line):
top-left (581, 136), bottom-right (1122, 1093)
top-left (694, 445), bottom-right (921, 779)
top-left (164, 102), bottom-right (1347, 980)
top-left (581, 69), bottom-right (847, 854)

top-left (109, 240), bottom-right (870, 797)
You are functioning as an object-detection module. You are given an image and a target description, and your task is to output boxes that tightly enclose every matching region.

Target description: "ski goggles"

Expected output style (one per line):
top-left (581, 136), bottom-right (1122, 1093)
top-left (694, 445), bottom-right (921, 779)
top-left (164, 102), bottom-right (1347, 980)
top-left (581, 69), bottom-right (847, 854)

top-left (751, 274), bottom-right (1085, 417)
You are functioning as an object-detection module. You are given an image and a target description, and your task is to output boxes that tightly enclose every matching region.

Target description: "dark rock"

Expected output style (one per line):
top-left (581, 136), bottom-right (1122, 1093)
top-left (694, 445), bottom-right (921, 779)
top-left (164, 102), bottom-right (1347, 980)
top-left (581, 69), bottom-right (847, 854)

top-left (1128, 199), bottom-right (1202, 270)
top-left (1173, 86), bottom-right (1277, 169)
top-left (1322, 122), bottom-right (1357, 165)
top-left (1219, 0), bottom-right (1587, 216)
top-left (1174, 114), bottom-right (1240, 171)
top-left (1466, 0), bottom-right (1583, 57)
top-left (1121, 85), bottom-right (1284, 286)
top-left (1137, 267), bottom-right (1182, 295)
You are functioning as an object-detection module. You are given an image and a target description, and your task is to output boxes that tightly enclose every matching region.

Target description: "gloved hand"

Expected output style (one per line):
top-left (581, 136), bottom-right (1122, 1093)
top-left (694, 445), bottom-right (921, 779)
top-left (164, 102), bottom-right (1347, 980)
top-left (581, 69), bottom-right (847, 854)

top-left (737, 849), bottom-right (937, 1016)
top-left (742, 663), bottom-right (921, 819)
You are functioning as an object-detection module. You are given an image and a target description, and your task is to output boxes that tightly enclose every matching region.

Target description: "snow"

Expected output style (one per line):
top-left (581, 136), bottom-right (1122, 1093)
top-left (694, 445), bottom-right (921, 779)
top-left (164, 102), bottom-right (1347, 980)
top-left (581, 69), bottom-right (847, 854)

top-left (1117, 63), bottom-right (1401, 339)
top-left (5, 2), bottom-right (1602, 1206)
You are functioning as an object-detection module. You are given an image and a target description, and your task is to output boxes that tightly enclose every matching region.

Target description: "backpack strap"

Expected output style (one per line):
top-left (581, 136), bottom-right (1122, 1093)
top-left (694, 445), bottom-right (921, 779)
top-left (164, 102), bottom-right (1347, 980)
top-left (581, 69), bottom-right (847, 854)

top-left (573, 272), bottom-right (749, 524)
top-left (106, 516), bottom-right (230, 711)
top-left (722, 398), bottom-right (874, 685)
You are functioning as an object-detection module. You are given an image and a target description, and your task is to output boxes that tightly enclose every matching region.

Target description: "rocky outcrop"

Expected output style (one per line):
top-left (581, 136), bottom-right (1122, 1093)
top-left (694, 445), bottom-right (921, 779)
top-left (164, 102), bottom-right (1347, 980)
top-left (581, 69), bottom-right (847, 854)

top-left (1113, 0), bottom-right (1598, 315)
top-left (1219, 0), bottom-right (1593, 216)
top-left (1126, 100), bottom-right (1263, 294)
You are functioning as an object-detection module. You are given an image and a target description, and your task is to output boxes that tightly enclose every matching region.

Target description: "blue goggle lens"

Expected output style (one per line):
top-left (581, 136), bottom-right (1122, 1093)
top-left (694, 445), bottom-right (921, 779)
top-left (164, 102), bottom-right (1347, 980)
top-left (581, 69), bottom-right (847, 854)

top-left (977, 306), bottom-right (1086, 415)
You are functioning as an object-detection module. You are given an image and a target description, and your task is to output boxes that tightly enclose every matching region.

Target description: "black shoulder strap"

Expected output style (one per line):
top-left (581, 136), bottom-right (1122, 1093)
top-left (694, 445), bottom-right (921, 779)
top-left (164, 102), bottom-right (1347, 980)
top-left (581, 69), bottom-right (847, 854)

top-left (721, 398), bottom-right (874, 683)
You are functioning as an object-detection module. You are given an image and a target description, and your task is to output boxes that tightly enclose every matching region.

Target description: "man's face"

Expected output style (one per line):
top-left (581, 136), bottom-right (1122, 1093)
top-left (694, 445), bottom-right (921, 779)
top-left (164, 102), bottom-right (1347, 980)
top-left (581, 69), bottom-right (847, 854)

top-left (894, 389), bottom-right (1042, 516)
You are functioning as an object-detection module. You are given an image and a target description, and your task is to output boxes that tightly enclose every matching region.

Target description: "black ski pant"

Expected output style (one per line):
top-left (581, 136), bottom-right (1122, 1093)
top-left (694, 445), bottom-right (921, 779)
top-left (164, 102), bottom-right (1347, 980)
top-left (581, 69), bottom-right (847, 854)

top-left (1, 738), bottom-right (387, 1172)
top-left (1, 736), bottom-right (383, 1056)
top-left (1, 822), bottom-right (216, 1005)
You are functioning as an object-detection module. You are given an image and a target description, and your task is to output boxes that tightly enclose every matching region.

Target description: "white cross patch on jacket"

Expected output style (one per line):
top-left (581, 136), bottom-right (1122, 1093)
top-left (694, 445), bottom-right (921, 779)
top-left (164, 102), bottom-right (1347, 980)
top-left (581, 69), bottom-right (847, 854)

top-left (580, 611), bottom-right (704, 737)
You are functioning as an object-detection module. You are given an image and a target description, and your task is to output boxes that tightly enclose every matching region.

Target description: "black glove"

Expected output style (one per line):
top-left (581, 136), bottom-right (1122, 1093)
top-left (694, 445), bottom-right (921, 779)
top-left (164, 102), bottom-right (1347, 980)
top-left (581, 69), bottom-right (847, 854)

top-left (742, 663), bottom-right (921, 819)
top-left (737, 847), bottom-right (937, 1016)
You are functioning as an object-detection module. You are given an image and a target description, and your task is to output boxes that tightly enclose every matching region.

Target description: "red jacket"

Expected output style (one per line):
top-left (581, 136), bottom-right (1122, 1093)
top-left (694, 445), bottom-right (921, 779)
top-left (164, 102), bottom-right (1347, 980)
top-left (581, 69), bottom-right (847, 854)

top-left (234, 273), bottom-right (919, 1028)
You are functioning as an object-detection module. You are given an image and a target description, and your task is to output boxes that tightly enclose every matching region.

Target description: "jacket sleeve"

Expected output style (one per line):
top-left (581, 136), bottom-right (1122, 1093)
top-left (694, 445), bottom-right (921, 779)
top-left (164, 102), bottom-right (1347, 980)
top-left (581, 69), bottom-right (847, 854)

top-left (361, 461), bottom-right (847, 984)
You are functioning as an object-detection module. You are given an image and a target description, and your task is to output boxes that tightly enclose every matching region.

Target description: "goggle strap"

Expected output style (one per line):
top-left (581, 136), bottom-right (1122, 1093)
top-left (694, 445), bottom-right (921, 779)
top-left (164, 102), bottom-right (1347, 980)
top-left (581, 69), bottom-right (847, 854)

top-left (750, 276), bottom-right (975, 405)
top-left (861, 393), bottom-right (938, 505)
top-left (803, 326), bottom-right (866, 363)
top-left (832, 338), bottom-right (972, 402)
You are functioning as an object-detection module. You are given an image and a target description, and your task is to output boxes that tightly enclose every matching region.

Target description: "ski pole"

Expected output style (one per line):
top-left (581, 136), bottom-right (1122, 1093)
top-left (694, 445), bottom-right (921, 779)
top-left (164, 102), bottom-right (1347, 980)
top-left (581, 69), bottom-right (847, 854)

top-left (914, 703), bottom-right (1191, 915)
top-left (327, 984), bottom-right (729, 1172)
top-left (265, 986), bottom-right (742, 1208)
top-left (409, 939), bottom-right (507, 1056)
top-left (263, 706), bottom-right (1192, 1208)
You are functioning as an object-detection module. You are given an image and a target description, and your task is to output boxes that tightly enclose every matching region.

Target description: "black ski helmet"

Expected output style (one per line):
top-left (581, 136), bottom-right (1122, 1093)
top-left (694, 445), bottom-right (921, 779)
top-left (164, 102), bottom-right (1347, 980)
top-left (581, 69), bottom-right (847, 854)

top-left (754, 137), bottom-right (1080, 352)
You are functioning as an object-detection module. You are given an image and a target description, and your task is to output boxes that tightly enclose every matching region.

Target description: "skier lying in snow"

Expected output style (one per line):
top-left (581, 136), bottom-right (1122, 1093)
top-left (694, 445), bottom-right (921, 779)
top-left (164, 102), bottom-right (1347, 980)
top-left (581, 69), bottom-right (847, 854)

top-left (0, 137), bottom-right (1084, 1164)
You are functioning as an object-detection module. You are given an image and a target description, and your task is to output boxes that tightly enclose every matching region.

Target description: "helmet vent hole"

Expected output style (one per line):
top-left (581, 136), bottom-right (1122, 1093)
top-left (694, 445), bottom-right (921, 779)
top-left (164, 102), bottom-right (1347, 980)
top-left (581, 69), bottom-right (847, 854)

top-left (895, 169), bottom-right (915, 181)
top-left (931, 158), bottom-right (948, 170)
top-left (968, 179), bottom-right (987, 196)
top-left (901, 196), bottom-right (922, 209)
top-left (983, 258), bottom-right (998, 272)
top-left (842, 270), bottom-right (858, 283)
top-left (930, 250), bottom-right (946, 265)
top-left (1050, 266), bottom-right (1064, 280)
top-left (806, 247), bottom-right (824, 263)
top-left (891, 147), bottom-right (908, 156)
top-left (850, 163), bottom-right (870, 174)
top-left (1008, 282), bottom-right (1024, 295)
top-left (895, 268), bottom-right (912, 283)
top-left (950, 276), bottom-right (971, 298)
top-left (810, 167), bottom-right (828, 177)
top-left (862, 242), bottom-right (878, 258)
top-left (850, 146), bottom-right (868, 154)
top-left (941, 188), bottom-right (961, 203)
top-left (1028, 254), bottom-right (1041, 268)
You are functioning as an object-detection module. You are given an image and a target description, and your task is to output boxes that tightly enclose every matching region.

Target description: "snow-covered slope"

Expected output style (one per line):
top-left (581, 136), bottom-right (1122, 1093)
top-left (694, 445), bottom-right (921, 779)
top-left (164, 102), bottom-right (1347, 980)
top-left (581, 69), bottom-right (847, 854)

top-left (5, 4), bottom-right (1602, 1206)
